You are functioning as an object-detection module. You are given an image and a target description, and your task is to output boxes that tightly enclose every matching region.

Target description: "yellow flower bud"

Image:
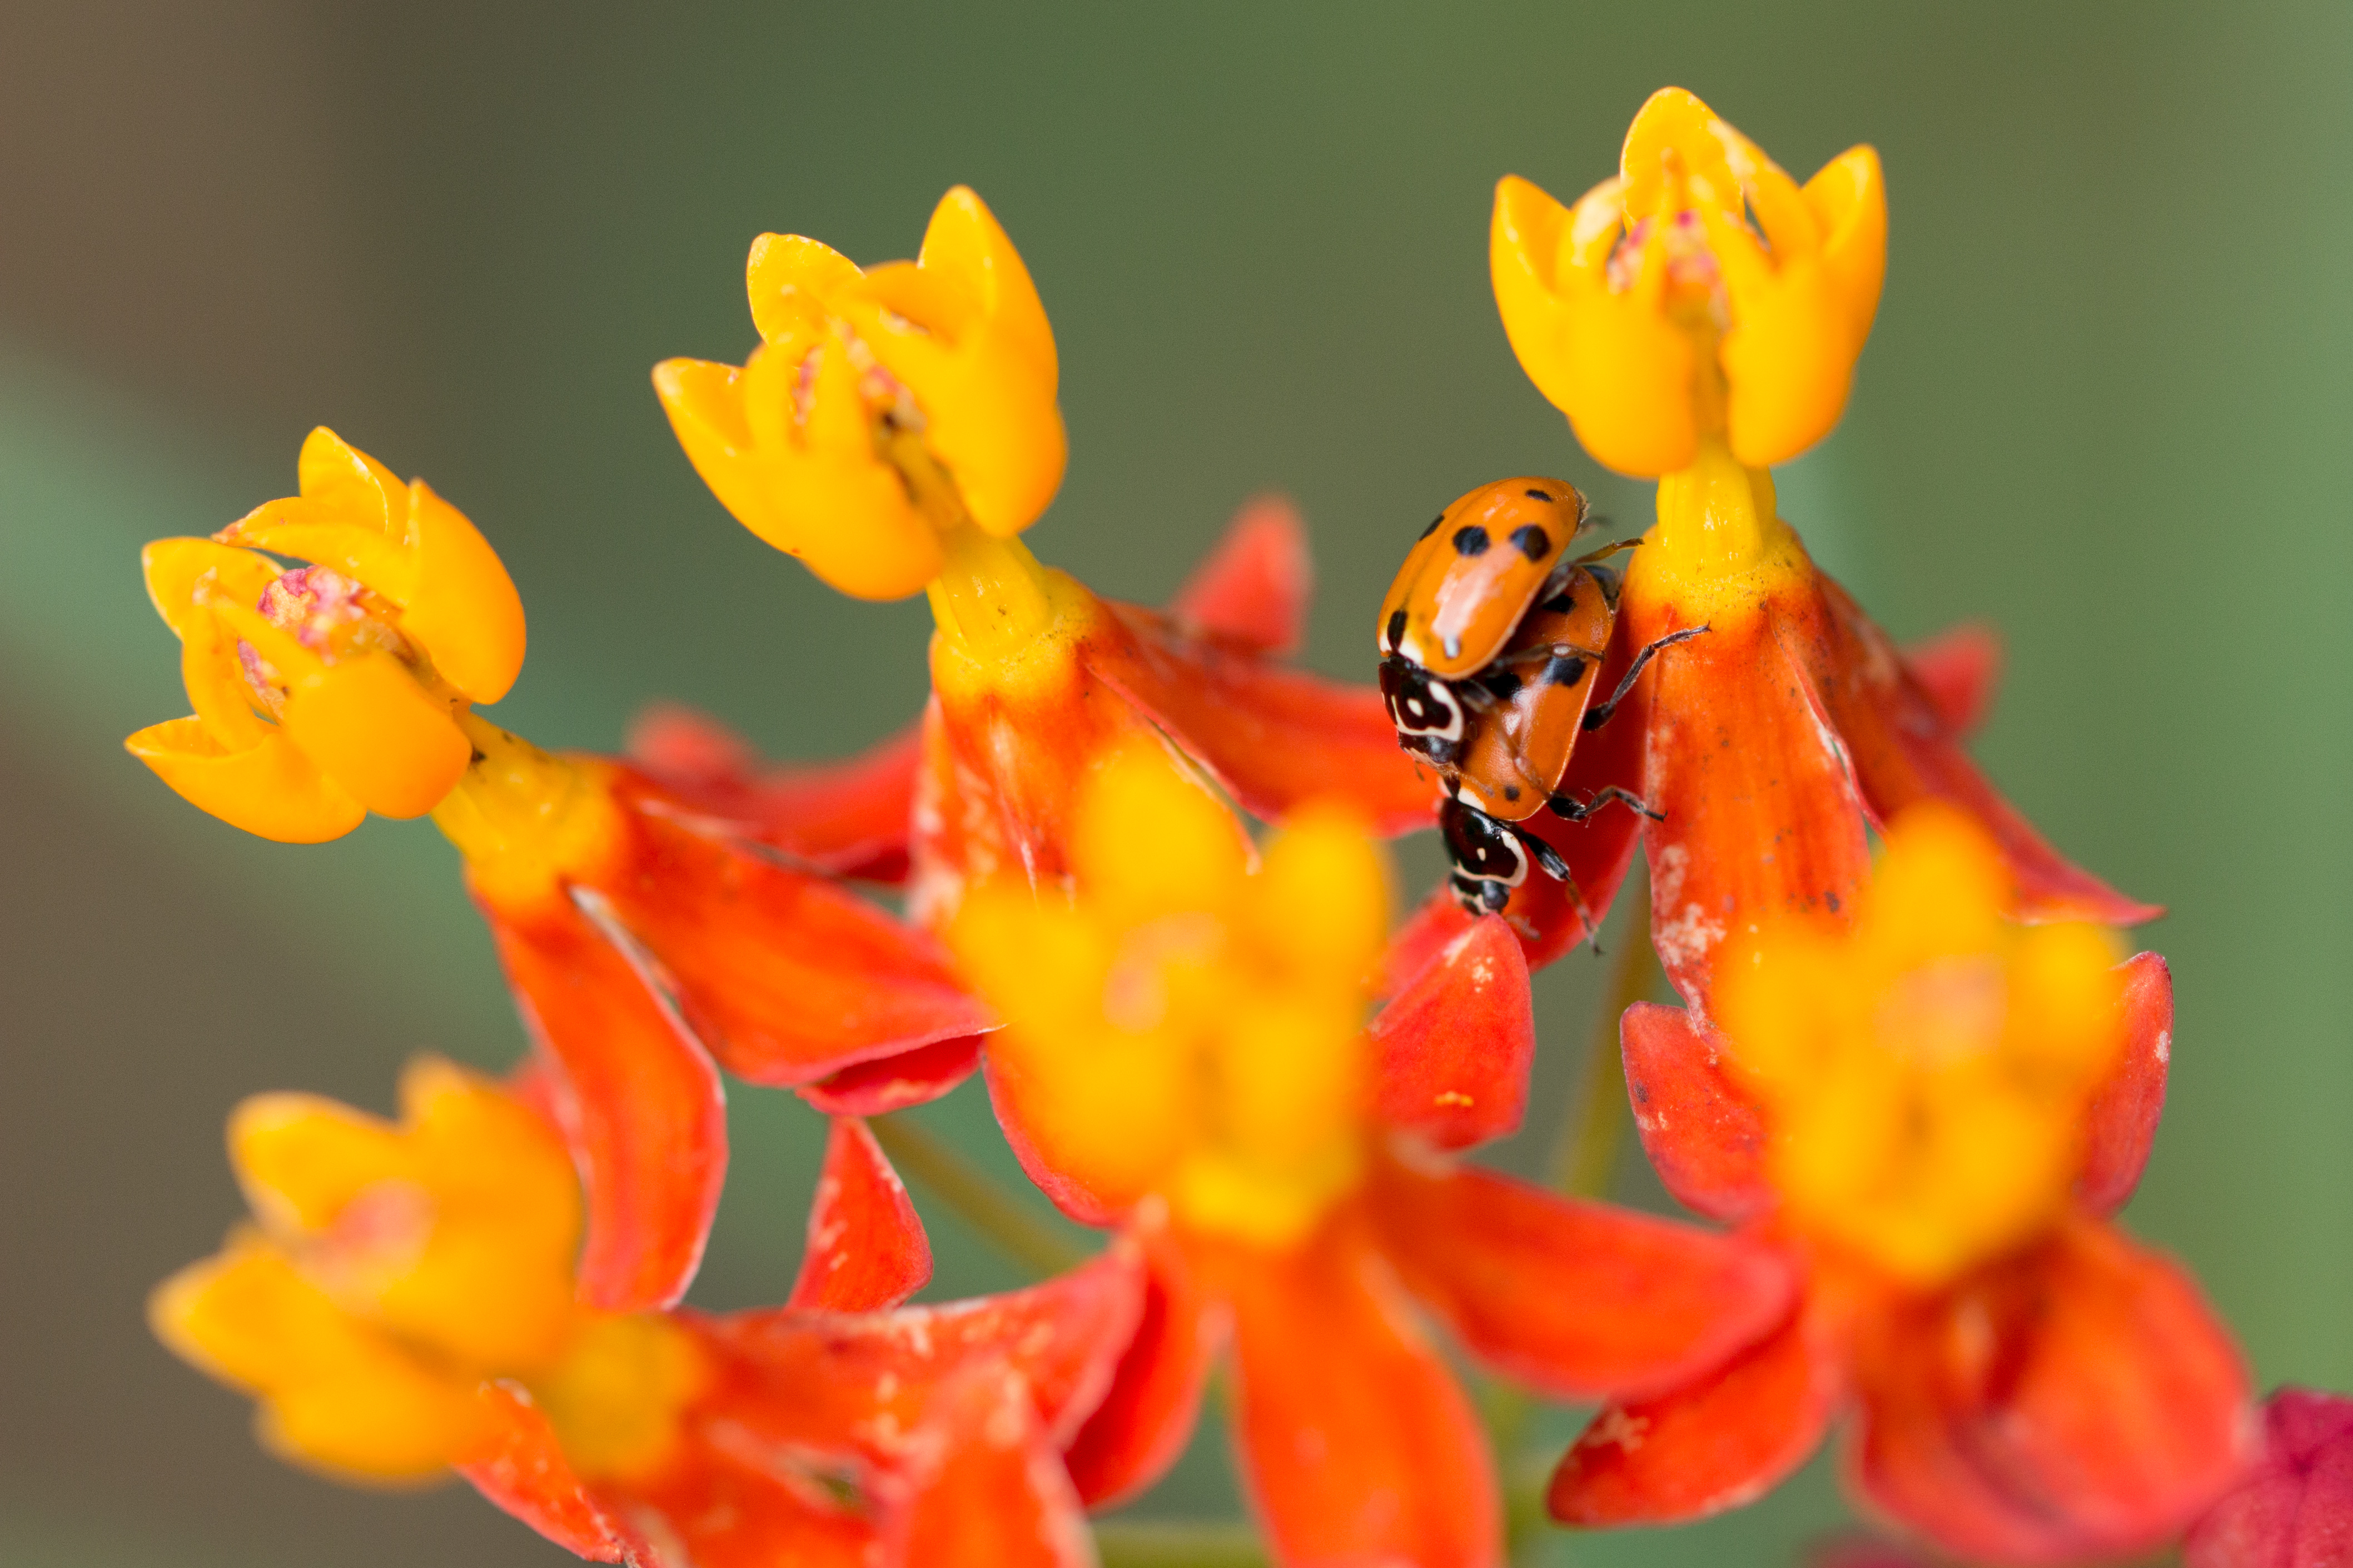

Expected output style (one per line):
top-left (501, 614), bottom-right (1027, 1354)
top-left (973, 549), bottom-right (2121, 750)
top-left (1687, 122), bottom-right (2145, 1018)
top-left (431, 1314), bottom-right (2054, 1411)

top-left (1492, 87), bottom-right (1886, 476)
top-left (655, 186), bottom-right (1066, 601)
top-left (127, 430), bottom-right (525, 842)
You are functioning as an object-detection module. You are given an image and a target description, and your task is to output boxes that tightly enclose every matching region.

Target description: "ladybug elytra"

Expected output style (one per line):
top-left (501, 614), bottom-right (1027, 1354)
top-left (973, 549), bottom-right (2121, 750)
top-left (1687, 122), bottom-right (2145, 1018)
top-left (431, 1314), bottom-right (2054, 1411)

top-left (1377, 476), bottom-right (1703, 915)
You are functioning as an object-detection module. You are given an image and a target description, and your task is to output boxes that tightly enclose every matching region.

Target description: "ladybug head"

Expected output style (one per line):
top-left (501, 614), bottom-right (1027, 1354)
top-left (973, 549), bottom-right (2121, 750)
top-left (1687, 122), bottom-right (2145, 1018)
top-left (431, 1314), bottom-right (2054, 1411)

top-left (1375, 476), bottom-right (1588, 679)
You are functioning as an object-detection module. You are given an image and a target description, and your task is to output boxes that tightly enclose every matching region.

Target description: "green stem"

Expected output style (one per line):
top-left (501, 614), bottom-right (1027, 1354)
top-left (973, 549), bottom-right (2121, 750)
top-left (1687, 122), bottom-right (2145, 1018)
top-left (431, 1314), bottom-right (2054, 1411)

top-left (1545, 865), bottom-right (1656, 1199)
top-left (1093, 1521), bottom-right (1268, 1568)
top-left (868, 1112), bottom-right (1083, 1278)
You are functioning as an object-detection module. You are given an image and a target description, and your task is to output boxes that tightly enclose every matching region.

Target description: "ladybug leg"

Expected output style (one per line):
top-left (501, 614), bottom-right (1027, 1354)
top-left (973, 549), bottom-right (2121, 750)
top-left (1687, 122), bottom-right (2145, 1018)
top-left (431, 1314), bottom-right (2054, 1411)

top-left (1511, 821), bottom-right (1573, 881)
top-left (1548, 785), bottom-right (1666, 824)
top-left (1581, 624), bottom-right (1710, 731)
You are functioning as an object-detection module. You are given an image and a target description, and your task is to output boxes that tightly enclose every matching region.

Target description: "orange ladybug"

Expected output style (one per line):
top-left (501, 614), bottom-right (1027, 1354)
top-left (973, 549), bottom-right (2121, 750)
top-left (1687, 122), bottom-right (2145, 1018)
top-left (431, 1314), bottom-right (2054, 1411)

top-left (1377, 476), bottom-right (1703, 914)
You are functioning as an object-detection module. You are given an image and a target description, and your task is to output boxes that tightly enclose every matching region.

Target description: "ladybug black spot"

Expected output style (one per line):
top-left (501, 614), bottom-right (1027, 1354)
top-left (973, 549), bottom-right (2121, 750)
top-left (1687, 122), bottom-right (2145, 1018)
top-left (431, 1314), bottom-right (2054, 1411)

top-left (1540, 589), bottom-right (1575, 615)
top-left (1481, 669), bottom-right (1523, 700)
top-left (1524, 487), bottom-right (1553, 502)
top-left (1510, 525), bottom-right (1551, 561)
top-left (1541, 654), bottom-right (1588, 687)
top-left (1453, 525), bottom-right (1490, 557)
top-left (1385, 607), bottom-right (1407, 649)
top-left (1419, 514), bottom-right (1444, 540)
top-left (1503, 784), bottom-right (1522, 802)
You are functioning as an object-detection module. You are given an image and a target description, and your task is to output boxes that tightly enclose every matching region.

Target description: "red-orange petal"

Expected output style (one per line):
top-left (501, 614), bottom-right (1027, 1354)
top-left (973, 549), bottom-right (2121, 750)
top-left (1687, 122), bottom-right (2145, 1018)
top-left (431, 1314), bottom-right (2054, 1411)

top-left (485, 895), bottom-right (727, 1312)
top-left (788, 1117), bottom-right (933, 1314)
top-left (1549, 1286), bottom-right (1844, 1525)
top-left (457, 1383), bottom-right (634, 1561)
top-left (1619, 1001), bottom-right (1775, 1224)
top-left (610, 1418), bottom-right (876, 1568)
top-left (1064, 1204), bottom-right (1225, 1509)
top-left (797, 1036), bottom-right (986, 1117)
top-left (2077, 953), bottom-right (2173, 1217)
top-left (2184, 1388), bottom-right (2353, 1568)
top-left (1848, 1217), bottom-right (2253, 1565)
top-left (598, 779), bottom-right (993, 1086)
top-left (694, 1240), bottom-right (1146, 1465)
top-left (1200, 1211), bottom-right (1501, 1568)
top-left (881, 1366), bottom-right (1098, 1568)
top-left (1370, 915), bottom-right (1534, 1150)
top-left (1167, 494), bottom-right (1314, 656)
top-left (1367, 1151), bottom-right (1794, 1401)
top-left (1810, 574), bottom-right (2162, 928)
top-left (1902, 621), bottom-right (2003, 738)
top-left (1633, 590), bottom-right (1873, 1013)
top-left (1090, 601), bottom-right (1434, 837)
top-left (625, 703), bottom-right (921, 884)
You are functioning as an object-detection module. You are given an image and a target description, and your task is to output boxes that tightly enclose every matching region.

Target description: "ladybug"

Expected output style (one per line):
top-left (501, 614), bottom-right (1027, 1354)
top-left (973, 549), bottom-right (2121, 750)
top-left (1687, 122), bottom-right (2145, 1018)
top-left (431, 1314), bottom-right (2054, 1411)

top-left (1376, 476), bottom-right (1703, 915)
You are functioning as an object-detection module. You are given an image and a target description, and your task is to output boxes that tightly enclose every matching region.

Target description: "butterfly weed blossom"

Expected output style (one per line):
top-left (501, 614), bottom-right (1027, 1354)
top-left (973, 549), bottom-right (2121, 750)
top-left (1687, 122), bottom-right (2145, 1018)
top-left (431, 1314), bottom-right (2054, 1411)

top-left (128, 84), bottom-right (2280, 1568)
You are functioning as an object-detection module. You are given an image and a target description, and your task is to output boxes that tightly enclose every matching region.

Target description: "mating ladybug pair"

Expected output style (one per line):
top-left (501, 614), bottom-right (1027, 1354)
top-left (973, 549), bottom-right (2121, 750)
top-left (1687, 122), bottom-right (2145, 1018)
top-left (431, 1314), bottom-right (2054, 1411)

top-left (1377, 477), bottom-right (1702, 914)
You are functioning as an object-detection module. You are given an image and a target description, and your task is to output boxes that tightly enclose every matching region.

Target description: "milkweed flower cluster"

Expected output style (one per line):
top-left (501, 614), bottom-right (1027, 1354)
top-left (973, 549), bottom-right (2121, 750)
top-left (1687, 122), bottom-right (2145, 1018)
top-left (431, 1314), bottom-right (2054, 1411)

top-left (125, 87), bottom-right (2314, 1567)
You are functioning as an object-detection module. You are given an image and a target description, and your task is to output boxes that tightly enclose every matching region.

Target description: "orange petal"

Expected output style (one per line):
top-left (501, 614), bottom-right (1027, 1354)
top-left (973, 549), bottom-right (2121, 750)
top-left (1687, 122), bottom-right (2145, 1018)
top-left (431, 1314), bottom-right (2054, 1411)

top-left (797, 1036), bottom-right (984, 1118)
top-left (1200, 1212), bottom-right (1501, 1568)
top-left (1549, 1287), bottom-right (1843, 1525)
top-left (983, 1047), bottom-right (1129, 1228)
top-left (1369, 1152), bottom-right (1794, 1401)
top-left (787, 1118), bottom-right (933, 1314)
top-left (1369, 915), bottom-right (1534, 1151)
top-left (1848, 1217), bottom-right (2252, 1564)
top-left (1064, 1206), bottom-right (1224, 1509)
top-left (1619, 1001), bottom-right (1775, 1224)
top-left (1902, 621), bottom-right (2003, 738)
top-left (920, 602), bottom-right (1165, 909)
top-left (882, 1365), bottom-right (1098, 1568)
top-left (624, 703), bottom-right (920, 884)
top-left (1090, 600), bottom-right (1433, 837)
top-left (2076, 953), bottom-right (2173, 1217)
top-left (1166, 494), bottom-right (1314, 656)
top-left (456, 1383), bottom-right (634, 1561)
top-left (1630, 586), bottom-right (1872, 1012)
top-left (483, 895), bottom-right (728, 1312)
top-left (1810, 572), bottom-right (2162, 927)
top-left (598, 780), bottom-right (992, 1084)
top-left (126, 718), bottom-right (367, 844)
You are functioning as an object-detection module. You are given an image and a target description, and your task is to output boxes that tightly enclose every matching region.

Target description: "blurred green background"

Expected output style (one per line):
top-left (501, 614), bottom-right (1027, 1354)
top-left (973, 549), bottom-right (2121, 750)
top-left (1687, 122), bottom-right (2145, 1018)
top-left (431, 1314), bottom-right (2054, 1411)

top-left (2, 2), bottom-right (2347, 1562)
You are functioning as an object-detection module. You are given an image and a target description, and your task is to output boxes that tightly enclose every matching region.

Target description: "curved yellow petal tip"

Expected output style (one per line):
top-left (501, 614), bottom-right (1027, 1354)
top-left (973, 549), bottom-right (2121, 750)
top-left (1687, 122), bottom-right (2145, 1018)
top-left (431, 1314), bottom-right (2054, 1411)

top-left (126, 719), bottom-right (367, 843)
top-left (1491, 88), bottom-right (1888, 475)
top-left (660, 186), bottom-right (1065, 598)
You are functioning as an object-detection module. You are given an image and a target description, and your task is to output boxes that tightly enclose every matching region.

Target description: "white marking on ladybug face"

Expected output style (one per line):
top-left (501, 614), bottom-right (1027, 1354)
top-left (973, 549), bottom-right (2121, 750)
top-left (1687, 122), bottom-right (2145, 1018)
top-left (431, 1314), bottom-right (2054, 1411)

top-left (1455, 778), bottom-right (1499, 815)
top-left (1389, 671), bottom-right (1464, 741)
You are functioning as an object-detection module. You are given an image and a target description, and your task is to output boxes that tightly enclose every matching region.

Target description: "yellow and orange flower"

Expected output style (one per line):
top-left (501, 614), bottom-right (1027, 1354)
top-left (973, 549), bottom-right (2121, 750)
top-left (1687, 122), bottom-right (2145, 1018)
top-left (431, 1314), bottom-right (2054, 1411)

top-left (951, 744), bottom-right (1793, 1564)
top-left (156, 1063), bottom-right (1151, 1567)
top-left (658, 194), bottom-right (1436, 928)
top-left (654, 186), bottom-right (1064, 601)
top-left (1434, 89), bottom-right (2155, 1007)
top-left (127, 434), bottom-right (992, 1316)
top-left (1555, 808), bottom-right (2248, 1565)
